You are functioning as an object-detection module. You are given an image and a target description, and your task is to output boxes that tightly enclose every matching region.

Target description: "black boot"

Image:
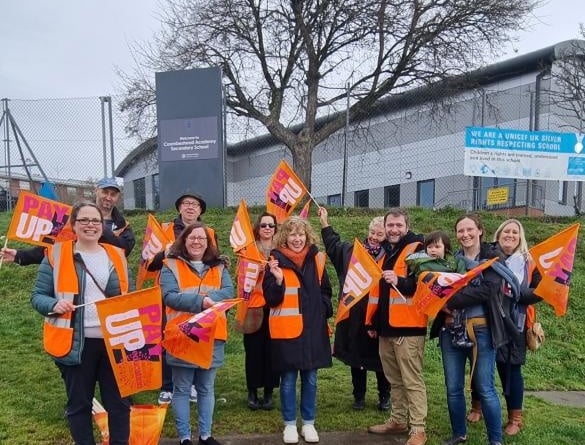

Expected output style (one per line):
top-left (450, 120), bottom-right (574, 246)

top-left (261, 388), bottom-right (274, 410)
top-left (378, 394), bottom-right (390, 411)
top-left (352, 397), bottom-right (365, 410)
top-left (247, 389), bottom-right (260, 410)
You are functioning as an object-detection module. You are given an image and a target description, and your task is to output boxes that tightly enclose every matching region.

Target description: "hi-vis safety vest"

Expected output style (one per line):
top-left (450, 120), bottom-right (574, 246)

top-left (365, 242), bottom-right (427, 328)
top-left (269, 252), bottom-right (326, 340)
top-left (164, 258), bottom-right (227, 341)
top-left (43, 241), bottom-right (129, 358)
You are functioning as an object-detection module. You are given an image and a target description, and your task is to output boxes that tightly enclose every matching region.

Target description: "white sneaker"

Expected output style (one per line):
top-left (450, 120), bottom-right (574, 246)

top-left (283, 425), bottom-right (299, 444)
top-left (190, 385), bottom-right (198, 403)
top-left (301, 424), bottom-right (319, 443)
top-left (158, 391), bottom-right (172, 405)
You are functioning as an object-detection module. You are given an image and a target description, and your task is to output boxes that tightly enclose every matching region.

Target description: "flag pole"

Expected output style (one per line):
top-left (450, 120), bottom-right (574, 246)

top-left (48, 301), bottom-right (96, 316)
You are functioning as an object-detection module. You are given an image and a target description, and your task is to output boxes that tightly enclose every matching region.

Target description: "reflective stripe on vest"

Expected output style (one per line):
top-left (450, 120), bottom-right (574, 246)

top-left (164, 258), bottom-right (227, 340)
top-left (44, 241), bottom-right (129, 357)
top-left (387, 242), bottom-right (427, 328)
top-left (269, 252), bottom-right (325, 339)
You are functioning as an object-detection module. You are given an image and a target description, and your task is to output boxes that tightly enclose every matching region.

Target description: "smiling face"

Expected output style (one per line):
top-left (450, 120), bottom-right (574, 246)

top-left (258, 215), bottom-right (276, 242)
top-left (286, 226), bottom-right (307, 253)
top-left (497, 221), bottom-right (521, 255)
top-left (367, 223), bottom-right (386, 247)
top-left (179, 197), bottom-right (202, 225)
top-left (95, 187), bottom-right (120, 215)
top-left (73, 205), bottom-right (103, 245)
top-left (185, 227), bottom-right (208, 260)
top-left (456, 217), bottom-right (482, 251)
top-left (385, 214), bottom-right (408, 245)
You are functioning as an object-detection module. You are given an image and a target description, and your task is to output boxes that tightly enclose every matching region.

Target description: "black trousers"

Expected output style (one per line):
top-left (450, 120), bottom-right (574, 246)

top-left (58, 338), bottom-right (130, 445)
top-left (351, 367), bottom-right (390, 400)
top-left (243, 317), bottom-right (280, 392)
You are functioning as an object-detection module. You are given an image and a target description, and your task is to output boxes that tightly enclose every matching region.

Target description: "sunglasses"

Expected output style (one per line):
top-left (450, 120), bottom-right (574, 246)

top-left (260, 223), bottom-right (276, 229)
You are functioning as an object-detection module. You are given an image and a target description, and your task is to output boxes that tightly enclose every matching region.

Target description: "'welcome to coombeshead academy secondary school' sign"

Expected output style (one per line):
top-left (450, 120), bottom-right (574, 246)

top-left (464, 126), bottom-right (585, 181)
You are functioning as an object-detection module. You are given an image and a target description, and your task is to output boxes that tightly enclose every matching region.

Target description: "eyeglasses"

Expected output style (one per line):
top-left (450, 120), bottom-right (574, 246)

top-left (76, 218), bottom-right (102, 226)
top-left (260, 223), bottom-right (276, 229)
top-left (181, 200), bottom-right (201, 208)
top-left (187, 236), bottom-right (207, 243)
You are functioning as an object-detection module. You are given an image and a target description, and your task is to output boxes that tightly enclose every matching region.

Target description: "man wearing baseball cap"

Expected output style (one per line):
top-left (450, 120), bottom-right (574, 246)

top-left (0, 177), bottom-right (135, 265)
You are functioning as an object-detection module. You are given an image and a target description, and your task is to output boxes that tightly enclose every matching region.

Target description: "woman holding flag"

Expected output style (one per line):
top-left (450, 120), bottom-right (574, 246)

top-left (467, 219), bottom-right (542, 436)
top-left (241, 212), bottom-right (281, 410)
top-left (160, 222), bottom-right (233, 445)
top-left (31, 201), bottom-right (133, 445)
top-left (318, 207), bottom-right (391, 411)
top-left (264, 216), bottom-right (333, 444)
top-left (430, 214), bottom-right (509, 445)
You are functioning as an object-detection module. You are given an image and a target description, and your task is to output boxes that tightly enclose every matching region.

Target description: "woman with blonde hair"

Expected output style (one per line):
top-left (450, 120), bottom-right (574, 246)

top-left (264, 216), bottom-right (333, 444)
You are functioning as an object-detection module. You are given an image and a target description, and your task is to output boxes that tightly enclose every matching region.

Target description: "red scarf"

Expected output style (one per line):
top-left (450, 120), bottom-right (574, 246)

top-left (278, 245), bottom-right (309, 269)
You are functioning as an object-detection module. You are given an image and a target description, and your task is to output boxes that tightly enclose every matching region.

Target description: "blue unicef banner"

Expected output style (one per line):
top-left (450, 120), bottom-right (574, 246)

top-left (464, 127), bottom-right (585, 180)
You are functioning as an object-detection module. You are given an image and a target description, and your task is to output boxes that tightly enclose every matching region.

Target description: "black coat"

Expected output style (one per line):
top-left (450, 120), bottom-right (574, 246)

top-left (263, 244), bottom-right (333, 372)
top-left (321, 226), bottom-right (385, 372)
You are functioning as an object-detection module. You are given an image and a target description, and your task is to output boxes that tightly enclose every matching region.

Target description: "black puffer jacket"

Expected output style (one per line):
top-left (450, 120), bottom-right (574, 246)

top-left (263, 244), bottom-right (333, 372)
top-left (321, 226), bottom-right (385, 372)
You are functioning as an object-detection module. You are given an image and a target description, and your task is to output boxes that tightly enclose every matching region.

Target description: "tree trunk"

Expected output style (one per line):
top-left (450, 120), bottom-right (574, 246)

top-left (290, 140), bottom-right (313, 192)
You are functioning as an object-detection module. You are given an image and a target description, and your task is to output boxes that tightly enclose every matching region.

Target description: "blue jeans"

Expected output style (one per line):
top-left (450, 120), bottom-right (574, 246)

top-left (171, 366), bottom-right (218, 440)
top-left (440, 325), bottom-right (502, 443)
top-left (280, 369), bottom-right (317, 424)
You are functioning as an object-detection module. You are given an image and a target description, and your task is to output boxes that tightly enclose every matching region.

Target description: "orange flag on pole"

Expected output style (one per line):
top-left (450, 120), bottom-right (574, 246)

top-left (162, 299), bottom-right (242, 369)
top-left (7, 190), bottom-right (72, 247)
top-left (266, 160), bottom-right (308, 223)
top-left (95, 287), bottom-right (163, 397)
top-left (299, 200), bottom-right (311, 219)
top-left (335, 239), bottom-right (383, 325)
top-left (529, 223), bottom-right (580, 316)
top-left (412, 258), bottom-right (497, 318)
top-left (136, 214), bottom-right (172, 289)
top-left (229, 200), bottom-right (255, 252)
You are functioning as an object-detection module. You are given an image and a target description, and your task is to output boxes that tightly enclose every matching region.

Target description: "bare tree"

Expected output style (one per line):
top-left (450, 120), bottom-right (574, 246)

top-left (119, 0), bottom-right (540, 189)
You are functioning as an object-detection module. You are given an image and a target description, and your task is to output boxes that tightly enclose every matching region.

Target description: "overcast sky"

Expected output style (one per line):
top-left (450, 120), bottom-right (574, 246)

top-left (0, 0), bottom-right (583, 100)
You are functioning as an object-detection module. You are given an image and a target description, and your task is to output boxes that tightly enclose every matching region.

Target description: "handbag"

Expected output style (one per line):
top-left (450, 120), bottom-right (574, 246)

top-left (526, 321), bottom-right (545, 351)
top-left (235, 307), bottom-right (264, 334)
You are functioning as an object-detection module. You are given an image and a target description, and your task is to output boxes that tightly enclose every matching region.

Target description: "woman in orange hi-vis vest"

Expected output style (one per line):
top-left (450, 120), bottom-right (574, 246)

top-left (160, 222), bottom-right (233, 445)
top-left (31, 201), bottom-right (133, 445)
top-left (263, 216), bottom-right (333, 445)
top-left (242, 212), bottom-right (280, 410)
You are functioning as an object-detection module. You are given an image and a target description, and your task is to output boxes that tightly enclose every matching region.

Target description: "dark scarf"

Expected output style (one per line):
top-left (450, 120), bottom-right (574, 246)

top-left (363, 239), bottom-right (382, 258)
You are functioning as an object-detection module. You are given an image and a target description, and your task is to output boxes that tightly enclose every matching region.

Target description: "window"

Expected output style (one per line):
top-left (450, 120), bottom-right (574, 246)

top-left (558, 181), bottom-right (568, 204)
top-left (19, 180), bottom-right (31, 191)
top-left (384, 185), bottom-right (400, 208)
top-left (152, 174), bottom-right (160, 209)
top-left (354, 189), bottom-right (369, 208)
top-left (133, 178), bottom-right (146, 209)
top-left (327, 194), bottom-right (341, 207)
top-left (417, 180), bottom-right (435, 208)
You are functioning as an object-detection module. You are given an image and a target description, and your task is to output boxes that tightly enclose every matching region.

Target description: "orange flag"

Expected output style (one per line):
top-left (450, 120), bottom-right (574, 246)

top-left (266, 160), bottom-right (308, 223)
top-left (136, 214), bottom-right (172, 289)
top-left (95, 287), bottom-right (163, 397)
top-left (529, 223), bottom-right (580, 316)
top-left (7, 190), bottom-right (72, 247)
top-left (162, 299), bottom-right (242, 369)
top-left (229, 200), bottom-right (255, 252)
top-left (335, 239), bottom-right (383, 325)
top-left (299, 200), bottom-right (311, 219)
top-left (412, 258), bottom-right (497, 318)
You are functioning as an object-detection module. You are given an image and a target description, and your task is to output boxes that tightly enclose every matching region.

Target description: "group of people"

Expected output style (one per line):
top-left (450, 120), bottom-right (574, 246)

top-left (0, 178), bottom-right (544, 445)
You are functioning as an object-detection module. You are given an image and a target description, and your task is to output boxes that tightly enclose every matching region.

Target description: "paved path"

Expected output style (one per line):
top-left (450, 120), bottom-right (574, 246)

top-left (157, 391), bottom-right (585, 445)
top-left (159, 430), bottom-right (402, 445)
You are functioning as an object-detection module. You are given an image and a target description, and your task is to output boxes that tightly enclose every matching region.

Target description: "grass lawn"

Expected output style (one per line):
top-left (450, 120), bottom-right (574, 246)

top-left (1, 206), bottom-right (584, 445)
